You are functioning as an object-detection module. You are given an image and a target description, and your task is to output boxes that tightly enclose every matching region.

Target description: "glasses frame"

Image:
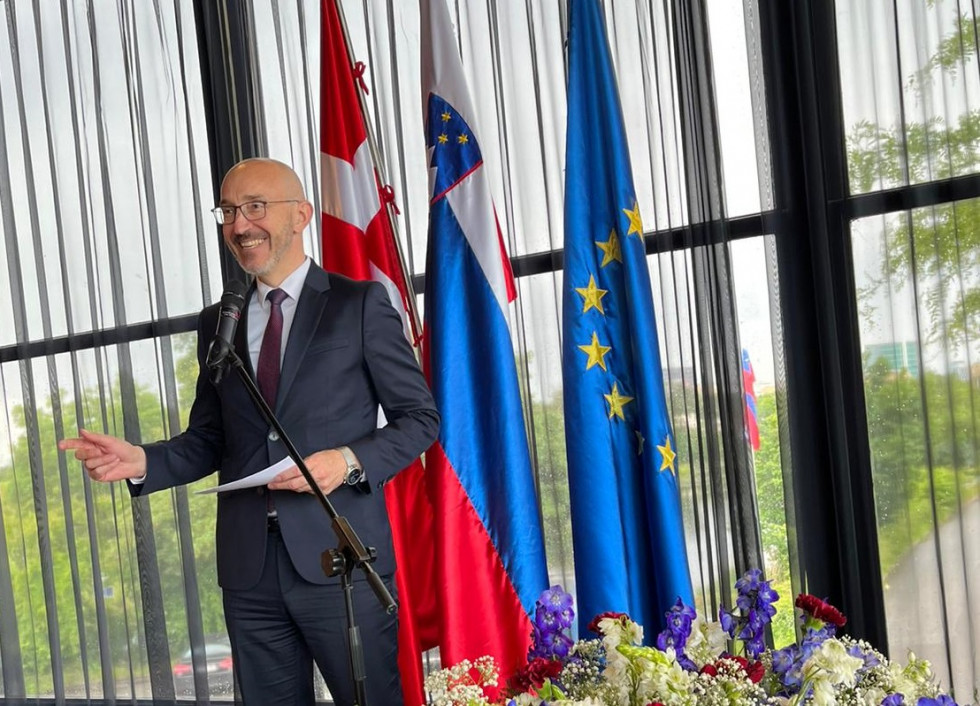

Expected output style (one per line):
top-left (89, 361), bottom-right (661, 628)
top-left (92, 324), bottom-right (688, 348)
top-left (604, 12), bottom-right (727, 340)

top-left (211, 199), bottom-right (300, 225)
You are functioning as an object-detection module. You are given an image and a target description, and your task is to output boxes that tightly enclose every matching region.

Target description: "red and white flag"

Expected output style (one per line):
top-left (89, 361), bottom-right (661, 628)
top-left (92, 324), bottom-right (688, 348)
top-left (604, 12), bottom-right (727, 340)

top-left (320, 2), bottom-right (435, 704)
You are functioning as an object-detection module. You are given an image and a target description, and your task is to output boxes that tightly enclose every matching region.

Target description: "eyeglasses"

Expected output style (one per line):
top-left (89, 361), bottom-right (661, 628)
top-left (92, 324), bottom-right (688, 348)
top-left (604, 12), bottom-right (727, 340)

top-left (211, 200), bottom-right (299, 225)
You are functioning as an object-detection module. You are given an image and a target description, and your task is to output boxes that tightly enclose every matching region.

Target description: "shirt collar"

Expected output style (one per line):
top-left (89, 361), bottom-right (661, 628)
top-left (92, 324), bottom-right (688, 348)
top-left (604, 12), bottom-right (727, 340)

top-left (255, 257), bottom-right (311, 306)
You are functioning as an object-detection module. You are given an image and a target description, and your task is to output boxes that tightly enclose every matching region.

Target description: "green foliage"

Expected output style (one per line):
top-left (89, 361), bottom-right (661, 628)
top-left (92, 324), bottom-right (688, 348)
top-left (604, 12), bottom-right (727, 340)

top-left (529, 392), bottom-right (574, 581)
top-left (0, 334), bottom-right (221, 693)
top-left (748, 390), bottom-right (795, 648)
top-left (862, 362), bottom-right (980, 577)
top-left (908, 13), bottom-right (980, 91)
top-left (846, 6), bottom-right (980, 347)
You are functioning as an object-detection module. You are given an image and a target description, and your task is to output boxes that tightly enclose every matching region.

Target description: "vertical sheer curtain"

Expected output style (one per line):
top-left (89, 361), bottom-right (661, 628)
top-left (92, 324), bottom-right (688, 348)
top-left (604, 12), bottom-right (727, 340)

top-left (838, 0), bottom-right (980, 697)
top-left (0, 1), bottom-right (220, 701)
top-left (0, 0), bottom-right (788, 703)
top-left (248, 0), bottom-right (782, 634)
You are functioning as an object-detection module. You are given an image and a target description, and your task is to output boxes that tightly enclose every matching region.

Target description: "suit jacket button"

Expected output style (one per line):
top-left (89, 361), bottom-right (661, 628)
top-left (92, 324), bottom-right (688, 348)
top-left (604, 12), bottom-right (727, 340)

top-left (268, 430), bottom-right (279, 441)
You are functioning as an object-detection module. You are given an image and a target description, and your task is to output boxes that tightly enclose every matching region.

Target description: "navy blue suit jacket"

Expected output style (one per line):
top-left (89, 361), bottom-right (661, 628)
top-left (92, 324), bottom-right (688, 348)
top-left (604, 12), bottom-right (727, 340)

top-left (136, 265), bottom-right (439, 591)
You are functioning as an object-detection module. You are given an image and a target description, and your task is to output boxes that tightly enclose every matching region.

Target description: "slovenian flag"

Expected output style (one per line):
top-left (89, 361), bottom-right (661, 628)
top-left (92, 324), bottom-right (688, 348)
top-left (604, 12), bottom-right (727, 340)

top-left (420, 0), bottom-right (548, 685)
top-left (562, 0), bottom-right (693, 636)
top-left (742, 348), bottom-right (760, 451)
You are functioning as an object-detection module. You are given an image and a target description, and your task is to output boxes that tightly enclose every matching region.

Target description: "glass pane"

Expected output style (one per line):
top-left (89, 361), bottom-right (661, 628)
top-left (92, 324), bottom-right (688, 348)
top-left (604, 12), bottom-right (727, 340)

top-left (0, 2), bottom-right (220, 349)
top-left (707, 0), bottom-right (771, 216)
top-left (852, 199), bottom-right (980, 698)
top-left (0, 332), bottom-right (228, 700)
top-left (837, 0), bottom-right (980, 193)
top-left (729, 236), bottom-right (794, 647)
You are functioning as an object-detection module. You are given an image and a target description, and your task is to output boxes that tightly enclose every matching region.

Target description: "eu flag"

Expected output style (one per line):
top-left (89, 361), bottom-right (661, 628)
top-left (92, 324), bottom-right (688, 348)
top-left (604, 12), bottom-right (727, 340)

top-left (563, 0), bottom-right (693, 635)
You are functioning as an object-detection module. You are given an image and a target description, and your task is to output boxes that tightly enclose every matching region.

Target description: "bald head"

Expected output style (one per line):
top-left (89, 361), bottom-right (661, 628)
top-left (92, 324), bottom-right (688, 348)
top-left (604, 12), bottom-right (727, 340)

top-left (221, 158), bottom-right (306, 201)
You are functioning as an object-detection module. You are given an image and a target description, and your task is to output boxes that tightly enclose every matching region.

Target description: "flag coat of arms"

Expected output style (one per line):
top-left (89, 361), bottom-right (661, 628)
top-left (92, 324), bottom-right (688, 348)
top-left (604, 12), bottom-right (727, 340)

top-left (562, 0), bottom-right (694, 636)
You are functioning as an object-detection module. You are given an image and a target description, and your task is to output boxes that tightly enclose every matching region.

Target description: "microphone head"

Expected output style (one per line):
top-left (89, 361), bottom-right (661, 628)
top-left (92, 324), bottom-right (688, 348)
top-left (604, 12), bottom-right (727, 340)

top-left (207, 279), bottom-right (250, 378)
top-left (220, 279), bottom-right (249, 311)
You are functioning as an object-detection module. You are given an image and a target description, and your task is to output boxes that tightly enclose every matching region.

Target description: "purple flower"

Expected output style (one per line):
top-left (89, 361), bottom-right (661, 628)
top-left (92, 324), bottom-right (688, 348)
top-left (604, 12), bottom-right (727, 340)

top-left (719, 607), bottom-right (737, 637)
top-left (657, 598), bottom-right (696, 654)
top-left (771, 644), bottom-right (803, 693)
top-left (675, 651), bottom-right (697, 672)
top-left (535, 604), bottom-right (560, 629)
top-left (527, 585), bottom-right (576, 662)
top-left (881, 696), bottom-right (905, 706)
top-left (721, 569), bottom-right (779, 656)
top-left (558, 606), bottom-right (574, 629)
top-left (745, 636), bottom-right (765, 659)
top-left (917, 697), bottom-right (958, 706)
top-left (540, 585), bottom-right (573, 612)
top-left (848, 643), bottom-right (881, 672)
top-left (735, 568), bottom-right (764, 595)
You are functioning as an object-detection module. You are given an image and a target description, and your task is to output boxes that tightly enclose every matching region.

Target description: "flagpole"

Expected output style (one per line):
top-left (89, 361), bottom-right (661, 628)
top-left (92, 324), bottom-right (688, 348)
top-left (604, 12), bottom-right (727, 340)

top-left (331, 0), bottom-right (424, 347)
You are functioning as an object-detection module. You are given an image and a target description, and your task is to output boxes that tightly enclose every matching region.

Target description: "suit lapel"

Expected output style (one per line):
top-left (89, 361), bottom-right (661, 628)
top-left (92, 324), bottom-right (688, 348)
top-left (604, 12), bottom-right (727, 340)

top-left (275, 265), bottom-right (331, 410)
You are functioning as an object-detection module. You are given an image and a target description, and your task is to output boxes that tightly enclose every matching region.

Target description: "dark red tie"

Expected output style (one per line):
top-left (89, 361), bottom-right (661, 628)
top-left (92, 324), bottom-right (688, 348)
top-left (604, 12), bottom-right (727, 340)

top-left (257, 288), bottom-right (288, 407)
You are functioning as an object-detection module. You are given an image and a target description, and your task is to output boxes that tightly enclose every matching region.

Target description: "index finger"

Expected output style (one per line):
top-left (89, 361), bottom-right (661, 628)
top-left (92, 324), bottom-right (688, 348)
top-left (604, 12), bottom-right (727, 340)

top-left (58, 438), bottom-right (93, 452)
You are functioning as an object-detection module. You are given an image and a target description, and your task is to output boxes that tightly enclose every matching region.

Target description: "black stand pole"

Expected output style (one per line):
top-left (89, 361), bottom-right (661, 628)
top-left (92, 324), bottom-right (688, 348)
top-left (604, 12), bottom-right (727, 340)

top-left (216, 348), bottom-right (394, 706)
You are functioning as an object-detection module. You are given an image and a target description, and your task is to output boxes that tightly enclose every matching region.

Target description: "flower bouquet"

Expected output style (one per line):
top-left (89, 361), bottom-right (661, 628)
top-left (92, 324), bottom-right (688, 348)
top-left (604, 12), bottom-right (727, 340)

top-left (423, 570), bottom-right (968, 706)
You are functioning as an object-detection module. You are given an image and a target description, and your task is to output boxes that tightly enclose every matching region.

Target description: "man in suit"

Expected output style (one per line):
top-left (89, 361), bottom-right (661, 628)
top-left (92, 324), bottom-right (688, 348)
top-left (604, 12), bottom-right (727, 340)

top-left (59, 158), bottom-right (439, 705)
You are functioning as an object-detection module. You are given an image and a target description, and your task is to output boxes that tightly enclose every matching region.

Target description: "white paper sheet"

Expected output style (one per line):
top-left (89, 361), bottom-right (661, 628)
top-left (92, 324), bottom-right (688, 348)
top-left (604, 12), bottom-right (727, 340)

top-left (195, 456), bottom-right (295, 494)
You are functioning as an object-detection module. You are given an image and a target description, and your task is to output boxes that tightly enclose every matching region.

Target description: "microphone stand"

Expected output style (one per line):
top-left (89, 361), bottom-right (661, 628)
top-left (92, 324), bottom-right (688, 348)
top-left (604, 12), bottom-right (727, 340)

top-left (215, 347), bottom-right (394, 706)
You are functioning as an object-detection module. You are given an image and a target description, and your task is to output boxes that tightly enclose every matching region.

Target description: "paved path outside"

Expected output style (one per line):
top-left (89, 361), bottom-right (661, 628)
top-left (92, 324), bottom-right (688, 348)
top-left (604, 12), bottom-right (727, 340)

top-left (883, 497), bottom-right (979, 702)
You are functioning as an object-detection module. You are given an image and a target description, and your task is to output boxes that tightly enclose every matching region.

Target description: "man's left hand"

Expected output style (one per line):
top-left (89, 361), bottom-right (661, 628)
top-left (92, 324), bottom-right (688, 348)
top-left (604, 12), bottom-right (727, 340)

top-left (268, 449), bottom-right (346, 495)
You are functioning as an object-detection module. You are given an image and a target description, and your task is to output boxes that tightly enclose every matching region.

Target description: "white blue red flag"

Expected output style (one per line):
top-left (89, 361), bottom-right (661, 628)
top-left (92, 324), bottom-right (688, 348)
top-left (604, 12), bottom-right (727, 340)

top-left (420, 0), bottom-right (548, 684)
top-left (742, 348), bottom-right (760, 451)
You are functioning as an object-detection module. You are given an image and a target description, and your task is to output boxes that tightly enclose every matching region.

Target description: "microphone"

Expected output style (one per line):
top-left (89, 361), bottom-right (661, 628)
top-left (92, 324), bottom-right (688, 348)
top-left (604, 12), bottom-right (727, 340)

top-left (207, 279), bottom-right (249, 383)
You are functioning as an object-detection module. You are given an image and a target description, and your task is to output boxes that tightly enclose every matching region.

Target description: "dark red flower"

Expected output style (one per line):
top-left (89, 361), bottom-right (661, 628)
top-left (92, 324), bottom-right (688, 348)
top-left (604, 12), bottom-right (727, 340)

top-left (528, 658), bottom-right (562, 686)
top-left (795, 593), bottom-right (847, 627)
top-left (507, 658), bottom-right (562, 695)
top-left (700, 655), bottom-right (764, 684)
top-left (743, 660), bottom-right (765, 683)
top-left (587, 611), bottom-right (628, 633)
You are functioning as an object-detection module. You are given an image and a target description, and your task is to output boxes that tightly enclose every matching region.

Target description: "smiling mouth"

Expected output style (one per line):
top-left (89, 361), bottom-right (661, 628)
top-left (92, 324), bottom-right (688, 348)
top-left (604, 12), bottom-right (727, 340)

top-left (236, 235), bottom-right (267, 250)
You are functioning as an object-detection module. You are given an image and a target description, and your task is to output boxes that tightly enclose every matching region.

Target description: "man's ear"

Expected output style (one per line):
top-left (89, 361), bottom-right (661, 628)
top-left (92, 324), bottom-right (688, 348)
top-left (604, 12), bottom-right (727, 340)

top-left (294, 200), bottom-right (315, 232)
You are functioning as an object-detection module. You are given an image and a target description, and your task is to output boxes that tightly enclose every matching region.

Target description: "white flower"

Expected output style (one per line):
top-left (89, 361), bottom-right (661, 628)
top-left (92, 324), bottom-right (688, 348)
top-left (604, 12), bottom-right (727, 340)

top-left (422, 656), bottom-right (498, 706)
top-left (886, 651), bottom-right (941, 701)
top-left (800, 639), bottom-right (864, 706)
top-left (683, 617), bottom-right (727, 668)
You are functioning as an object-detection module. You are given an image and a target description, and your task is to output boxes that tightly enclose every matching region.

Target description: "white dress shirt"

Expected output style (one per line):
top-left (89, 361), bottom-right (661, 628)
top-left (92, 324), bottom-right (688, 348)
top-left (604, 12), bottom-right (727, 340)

top-left (247, 257), bottom-right (312, 371)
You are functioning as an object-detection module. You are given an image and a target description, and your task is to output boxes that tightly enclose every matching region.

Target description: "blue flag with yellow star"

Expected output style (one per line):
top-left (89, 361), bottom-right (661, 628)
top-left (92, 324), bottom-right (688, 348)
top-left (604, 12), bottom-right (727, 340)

top-left (562, 0), bottom-right (693, 636)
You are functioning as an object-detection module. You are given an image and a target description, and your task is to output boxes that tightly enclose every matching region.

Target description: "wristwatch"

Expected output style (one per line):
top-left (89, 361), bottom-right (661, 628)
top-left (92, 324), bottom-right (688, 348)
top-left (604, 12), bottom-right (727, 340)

top-left (339, 446), bottom-right (365, 486)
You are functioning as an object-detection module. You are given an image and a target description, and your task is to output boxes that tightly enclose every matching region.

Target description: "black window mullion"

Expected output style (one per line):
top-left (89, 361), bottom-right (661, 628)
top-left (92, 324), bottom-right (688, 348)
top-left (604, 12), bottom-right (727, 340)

top-left (758, 0), bottom-right (887, 648)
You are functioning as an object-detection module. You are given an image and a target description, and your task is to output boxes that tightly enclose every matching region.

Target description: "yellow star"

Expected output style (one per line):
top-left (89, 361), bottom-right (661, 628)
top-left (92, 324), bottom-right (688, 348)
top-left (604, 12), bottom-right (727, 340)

top-left (577, 332), bottom-right (612, 371)
top-left (622, 201), bottom-right (643, 237)
top-left (575, 274), bottom-right (608, 315)
top-left (438, 134), bottom-right (448, 144)
top-left (657, 435), bottom-right (676, 475)
top-left (636, 430), bottom-right (645, 455)
top-left (596, 229), bottom-right (622, 267)
top-left (441, 111), bottom-right (451, 122)
top-left (604, 382), bottom-right (634, 421)
top-left (457, 133), bottom-right (469, 144)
